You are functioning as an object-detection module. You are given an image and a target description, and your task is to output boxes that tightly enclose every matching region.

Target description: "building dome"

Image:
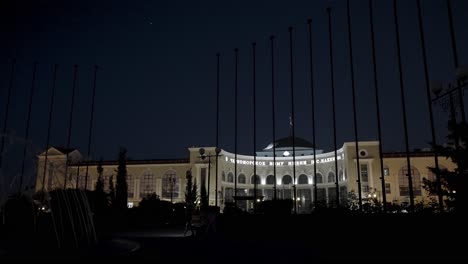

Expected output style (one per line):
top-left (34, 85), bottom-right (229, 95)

top-left (263, 136), bottom-right (315, 150)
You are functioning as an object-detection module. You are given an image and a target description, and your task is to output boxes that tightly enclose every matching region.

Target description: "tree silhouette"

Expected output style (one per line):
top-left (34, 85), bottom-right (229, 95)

top-left (115, 147), bottom-right (128, 212)
top-left (424, 120), bottom-right (468, 213)
top-left (94, 158), bottom-right (107, 214)
top-left (109, 175), bottom-right (115, 207)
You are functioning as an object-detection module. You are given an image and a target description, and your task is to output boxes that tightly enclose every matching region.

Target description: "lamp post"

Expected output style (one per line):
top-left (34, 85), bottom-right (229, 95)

top-left (199, 147), bottom-right (221, 207)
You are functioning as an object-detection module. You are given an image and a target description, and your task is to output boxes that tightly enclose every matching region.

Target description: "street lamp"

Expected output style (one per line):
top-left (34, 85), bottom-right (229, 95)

top-left (199, 147), bottom-right (221, 207)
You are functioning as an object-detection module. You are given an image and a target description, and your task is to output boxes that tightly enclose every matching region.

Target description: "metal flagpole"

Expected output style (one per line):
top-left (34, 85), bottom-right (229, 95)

top-left (327, 8), bottom-right (340, 208)
top-left (369, 0), bottom-right (387, 212)
top-left (346, 0), bottom-right (362, 212)
top-left (41, 64), bottom-right (59, 194)
top-left (215, 53), bottom-right (220, 208)
top-left (288, 27), bottom-right (297, 214)
top-left (270, 36), bottom-right (277, 201)
top-left (64, 65), bottom-right (78, 189)
top-left (416, 0), bottom-right (444, 212)
top-left (392, 0), bottom-right (414, 212)
top-left (84, 66), bottom-right (98, 190)
top-left (252, 42), bottom-right (257, 213)
top-left (234, 48), bottom-right (238, 208)
top-left (307, 19), bottom-right (319, 210)
top-left (19, 61), bottom-right (38, 193)
top-left (0, 59), bottom-right (15, 170)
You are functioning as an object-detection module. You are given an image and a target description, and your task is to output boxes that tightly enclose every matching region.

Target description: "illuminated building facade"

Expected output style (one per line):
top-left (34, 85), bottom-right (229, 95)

top-left (35, 137), bottom-right (455, 212)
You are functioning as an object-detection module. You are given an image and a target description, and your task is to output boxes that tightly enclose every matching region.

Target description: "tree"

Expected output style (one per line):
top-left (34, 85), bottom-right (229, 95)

top-left (200, 179), bottom-right (208, 211)
top-left (115, 147), bottom-right (128, 212)
top-left (185, 169), bottom-right (197, 207)
top-left (94, 158), bottom-right (107, 214)
top-left (109, 175), bottom-right (116, 207)
top-left (424, 120), bottom-right (468, 213)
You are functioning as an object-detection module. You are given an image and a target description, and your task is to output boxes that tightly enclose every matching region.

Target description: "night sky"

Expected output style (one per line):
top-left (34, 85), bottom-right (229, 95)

top-left (1, 0), bottom-right (467, 191)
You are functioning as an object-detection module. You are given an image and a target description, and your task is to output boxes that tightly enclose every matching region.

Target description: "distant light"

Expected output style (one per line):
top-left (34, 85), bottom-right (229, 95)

top-left (296, 198), bottom-right (301, 201)
top-left (453, 190), bottom-right (456, 194)
top-left (373, 193), bottom-right (377, 198)
top-left (256, 199), bottom-right (260, 202)
top-left (283, 151), bottom-right (290, 156)
top-left (127, 202), bottom-right (134, 208)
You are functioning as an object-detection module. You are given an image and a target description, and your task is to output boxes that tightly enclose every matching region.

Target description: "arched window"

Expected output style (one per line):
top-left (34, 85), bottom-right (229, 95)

top-left (398, 166), bottom-right (422, 196)
top-left (266, 175), bottom-right (275, 185)
top-left (227, 172), bottom-right (234, 183)
top-left (140, 171), bottom-right (155, 198)
top-left (251, 175), bottom-right (260, 184)
top-left (238, 174), bottom-right (246, 184)
top-left (339, 170), bottom-right (345, 181)
top-left (282, 175), bottom-right (292, 185)
top-left (222, 171), bottom-right (226, 182)
top-left (298, 174), bottom-right (308, 184)
top-left (127, 174), bottom-right (134, 198)
top-left (316, 173), bottom-right (323, 184)
top-left (162, 170), bottom-right (179, 199)
top-left (328, 172), bottom-right (335, 183)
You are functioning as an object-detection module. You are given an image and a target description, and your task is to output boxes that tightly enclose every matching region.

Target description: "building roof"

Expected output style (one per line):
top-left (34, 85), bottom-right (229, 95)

top-left (71, 158), bottom-right (190, 166)
top-left (382, 151), bottom-right (435, 158)
top-left (52, 147), bottom-right (77, 154)
top-left (263, 136), bottom-right (315, 150)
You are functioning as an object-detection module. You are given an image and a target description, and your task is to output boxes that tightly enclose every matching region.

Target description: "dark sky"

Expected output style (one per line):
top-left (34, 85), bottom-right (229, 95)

top-left (1, 0), bottom-right (468, 190)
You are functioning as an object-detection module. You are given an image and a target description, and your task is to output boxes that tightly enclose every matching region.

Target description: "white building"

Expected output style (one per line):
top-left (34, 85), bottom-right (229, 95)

top-left (35, 137), bottom-right (455, 212)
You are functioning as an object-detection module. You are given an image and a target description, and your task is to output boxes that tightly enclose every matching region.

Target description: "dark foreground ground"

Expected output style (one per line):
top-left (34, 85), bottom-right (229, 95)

top-left (2, 213), bottom-right (468, 263)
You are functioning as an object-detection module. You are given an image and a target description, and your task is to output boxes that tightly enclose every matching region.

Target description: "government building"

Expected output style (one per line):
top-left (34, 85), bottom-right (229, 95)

top-left (34, 137), bottom-right (455, 213)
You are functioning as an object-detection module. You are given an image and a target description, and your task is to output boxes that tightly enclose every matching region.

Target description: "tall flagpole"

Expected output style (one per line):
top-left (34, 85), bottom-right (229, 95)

top-left (307, 19), bottom-right (318, 210)
top-left (327, 8), bottom-right (340, 208)
top-left (19, 61), bottom-right (38, 193)
top-left (288, 27), bottom-right (297, 214)
top-left (0, 59), bottom-right (15, 170)
top-left (84, 65), bottom-right (98, 190)
top-left (270, 36), bottom-right (277, 200)
top-left (416, 0), bottom-right (443, 212)
top-left (215, 53), bottom-right (220, 208)
top-left (346, 0), bottom-right (362, 212)
top-left (64, 65), bottom-right (78, 189)
top-left (252, 42), bottom-right (257, 213)
top-left (392, 0), bottom-right (414, 212)
top-left (369, 0), bottom-right (387, 212)
top-left (41, 64), bottom-right (59, 194)
top-left (234, 48), bottom-right (238, 208)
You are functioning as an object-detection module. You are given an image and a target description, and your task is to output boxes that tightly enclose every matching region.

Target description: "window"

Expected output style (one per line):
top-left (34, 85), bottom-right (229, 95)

top-left (385, 183), bottom-right (391, 194)
top-left (282, 175), bottom-right (292, 185)
top-left (238, 174), bottom-right (246, 184)
top-left (361, 164), bottom-right (368, 182)
top-left (127, 174), bottom-right (134, 198)
top-left (339, 170), bottom-right (345, 181)
top-left (225, 188), bottom-right (234, 203)
top-left (316, 173), bottom-right (323, 184)
top-left (266, 175), bottom-right (275, 185)
top-left (222, 171), bottom-right (226, 182)
top-left (384, 167), bottom-right (390, 176)
top-left (398, 166), bottom-right (421, 196)
top-left (140, 171), bottom-right (155, 198)
top-left (162, 171), bottom-right (179, 199)
top-left (227, 172), bottom-right (234, 183)
top-left (327, 172), bottom-right (335, 183)
top-left (298, 174), bottom-right (308, 184)
top-left (251, 175), bottom-right (260, 184)
top-left (339, 186), bottom-right (347, 204)
top-left (328, 187), bottom-right (337, 207)
top-left (363, 185), bottom-right (370, 193)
